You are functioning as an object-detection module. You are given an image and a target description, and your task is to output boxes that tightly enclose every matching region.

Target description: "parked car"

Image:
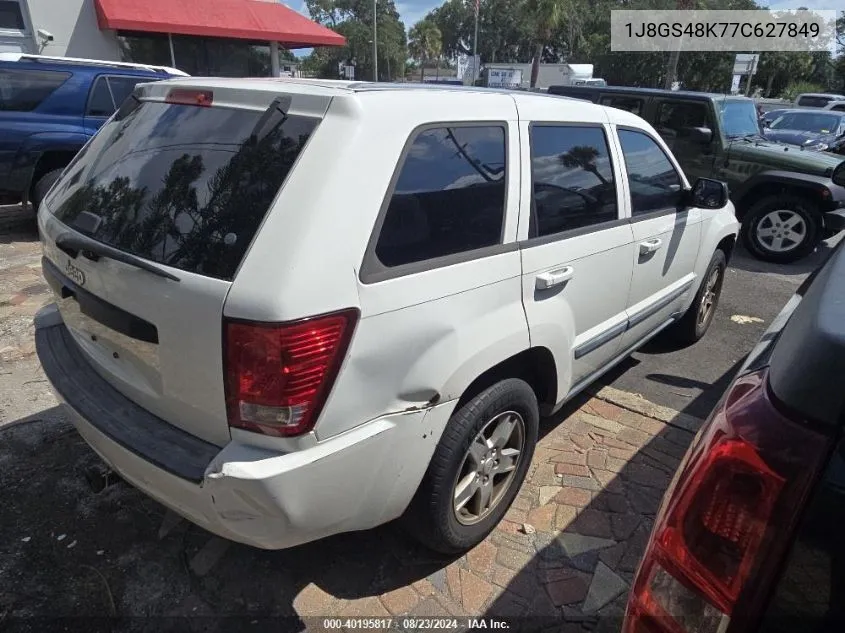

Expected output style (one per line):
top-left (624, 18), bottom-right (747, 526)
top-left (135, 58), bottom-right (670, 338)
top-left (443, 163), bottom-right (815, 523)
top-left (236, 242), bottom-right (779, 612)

top-left (547, 85), bottom-right (845, 264)
top-left (762, 109), bottom-right (845, 154)
top-left (623, 233), bottom-right (845, 633)
top-left (822, 100), bottom-right (845, 112)
top-left (34, 79), bottom-right (738, 553)
top-left (0, 53), bottom-right (185, 210)
top-left (794, 92), bottom-right (845, 109)
top-left (759, 107), bottom-right (790, 128)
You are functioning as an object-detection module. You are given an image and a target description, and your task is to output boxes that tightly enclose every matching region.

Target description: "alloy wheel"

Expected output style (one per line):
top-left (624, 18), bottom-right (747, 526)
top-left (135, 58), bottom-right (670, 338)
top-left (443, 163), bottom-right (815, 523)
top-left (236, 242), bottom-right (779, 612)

top-left (452, 411), bottom-right (526, 526)
top-left (697, 265), bottom-right (722, 328)
top-left (756, 210), bottom-right (807, 253)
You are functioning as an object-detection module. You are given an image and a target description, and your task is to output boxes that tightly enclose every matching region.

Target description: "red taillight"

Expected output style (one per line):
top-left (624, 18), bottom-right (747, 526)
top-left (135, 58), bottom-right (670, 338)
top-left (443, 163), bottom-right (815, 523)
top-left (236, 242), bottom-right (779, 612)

top-left (624, 369), bottom-right (831, 633)
top-left (224, 309), bottom-right (358, 437)
top-left (165, 88), bottom-right (213, 107)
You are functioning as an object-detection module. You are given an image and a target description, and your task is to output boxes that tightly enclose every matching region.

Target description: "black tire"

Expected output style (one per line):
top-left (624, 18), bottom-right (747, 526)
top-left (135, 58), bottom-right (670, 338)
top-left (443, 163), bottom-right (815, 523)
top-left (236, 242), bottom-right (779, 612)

top-left (31, 168), bottom-right (64, 213)
top-left (403, 378), bottom-right (539, 554)
top-left (741, 195), bottom-right (821, 264)
top-left (670, 249), bottom-right (726, 346)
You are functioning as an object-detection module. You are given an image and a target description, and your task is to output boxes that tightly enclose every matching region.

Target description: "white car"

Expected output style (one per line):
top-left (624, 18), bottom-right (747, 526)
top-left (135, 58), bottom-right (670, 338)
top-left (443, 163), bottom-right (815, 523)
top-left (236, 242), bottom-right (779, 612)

top-left (34, 79), bottom-right (739, 554)
top-left (794, 93), bottom-right (845, 109)
top-left (823, 100), bottom-right (845, 112)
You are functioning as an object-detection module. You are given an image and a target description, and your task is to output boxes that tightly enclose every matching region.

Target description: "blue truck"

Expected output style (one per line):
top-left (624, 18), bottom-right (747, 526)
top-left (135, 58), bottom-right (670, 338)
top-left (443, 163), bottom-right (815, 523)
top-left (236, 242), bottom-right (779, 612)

top-left (0, 53), bottom-right (185, 211)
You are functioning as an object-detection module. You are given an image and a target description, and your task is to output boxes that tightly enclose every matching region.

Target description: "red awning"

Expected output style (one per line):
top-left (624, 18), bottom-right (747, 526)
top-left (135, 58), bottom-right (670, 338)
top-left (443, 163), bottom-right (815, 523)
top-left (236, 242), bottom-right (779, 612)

top-left (94, 0), bottom-right (345, 48)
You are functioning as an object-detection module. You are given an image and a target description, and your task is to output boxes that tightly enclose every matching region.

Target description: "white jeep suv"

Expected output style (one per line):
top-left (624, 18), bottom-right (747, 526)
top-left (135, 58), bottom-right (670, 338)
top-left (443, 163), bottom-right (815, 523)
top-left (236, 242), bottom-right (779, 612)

top-left (34, 79), bottom-right (739, 554)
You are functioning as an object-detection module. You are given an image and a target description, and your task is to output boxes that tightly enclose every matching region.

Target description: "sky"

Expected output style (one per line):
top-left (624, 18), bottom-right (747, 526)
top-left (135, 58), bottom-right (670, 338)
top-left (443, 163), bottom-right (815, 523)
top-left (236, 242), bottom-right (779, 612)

top-left (286, 0), bottom-right (841, 58)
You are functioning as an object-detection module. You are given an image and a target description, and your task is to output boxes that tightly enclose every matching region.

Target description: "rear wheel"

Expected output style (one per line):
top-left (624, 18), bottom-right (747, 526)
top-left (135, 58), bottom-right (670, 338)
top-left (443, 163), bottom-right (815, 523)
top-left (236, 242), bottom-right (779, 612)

top-left (741, 195), bottom-right (820, 263)
top-left (31, 168), bottom-right (64, 213)
top-left (403, 378), bottom-right (539, 554)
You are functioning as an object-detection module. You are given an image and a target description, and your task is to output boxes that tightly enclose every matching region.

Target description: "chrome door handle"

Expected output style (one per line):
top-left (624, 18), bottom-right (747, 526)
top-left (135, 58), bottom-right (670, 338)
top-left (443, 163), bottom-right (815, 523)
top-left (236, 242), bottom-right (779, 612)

top-left (535, 266), bottom-right (575, 290)
top-left (639, 238), bottom-right (663, 255)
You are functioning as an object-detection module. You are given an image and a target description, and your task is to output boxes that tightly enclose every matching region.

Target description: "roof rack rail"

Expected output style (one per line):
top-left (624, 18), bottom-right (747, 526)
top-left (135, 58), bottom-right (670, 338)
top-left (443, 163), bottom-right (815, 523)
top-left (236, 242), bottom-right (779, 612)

top-left (0, 53), bottom-right (188, 76)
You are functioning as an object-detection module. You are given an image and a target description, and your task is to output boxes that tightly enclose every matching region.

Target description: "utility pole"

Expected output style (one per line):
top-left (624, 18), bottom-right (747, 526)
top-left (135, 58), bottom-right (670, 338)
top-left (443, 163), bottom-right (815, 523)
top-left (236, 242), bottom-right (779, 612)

top-left (472, 0), bottom-right (479, 83)
top-left (744, 53), bottom-right (757, 97)
top-left (373, 0), bottom-right (378, 81)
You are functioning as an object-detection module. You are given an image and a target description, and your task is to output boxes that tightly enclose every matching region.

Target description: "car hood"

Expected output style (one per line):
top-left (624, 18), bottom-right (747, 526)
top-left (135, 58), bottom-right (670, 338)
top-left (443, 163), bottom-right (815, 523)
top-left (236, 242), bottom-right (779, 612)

top-left (763, 129), bottom-right (837, 148)
top-left (727, 137), bottom-right (845, 177)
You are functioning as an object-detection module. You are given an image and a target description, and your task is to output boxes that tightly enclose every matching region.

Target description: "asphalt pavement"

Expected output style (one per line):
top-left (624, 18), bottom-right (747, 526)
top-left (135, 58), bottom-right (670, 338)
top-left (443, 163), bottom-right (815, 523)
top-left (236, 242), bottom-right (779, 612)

top-left (603, 234), bottom-right (843, 420)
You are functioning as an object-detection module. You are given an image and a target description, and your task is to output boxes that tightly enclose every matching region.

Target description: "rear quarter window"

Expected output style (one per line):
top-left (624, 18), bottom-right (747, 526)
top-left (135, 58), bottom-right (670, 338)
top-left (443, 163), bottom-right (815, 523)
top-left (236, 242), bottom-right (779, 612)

top-left (0, 69), bottom-right (71, 112)
top-left (372, 124), bottom-right (507, 270)
top-left (45, 99), bottom-right (319, 281)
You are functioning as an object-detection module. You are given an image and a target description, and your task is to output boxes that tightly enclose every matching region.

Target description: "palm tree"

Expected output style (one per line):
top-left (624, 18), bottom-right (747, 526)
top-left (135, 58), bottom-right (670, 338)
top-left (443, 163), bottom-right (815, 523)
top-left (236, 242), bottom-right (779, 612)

top-left (526, 0), bottom-right (578, 88)
top-left (408, 18), bottom-right (443, 82)
top-left (560, 145), bottom-right (608, 185)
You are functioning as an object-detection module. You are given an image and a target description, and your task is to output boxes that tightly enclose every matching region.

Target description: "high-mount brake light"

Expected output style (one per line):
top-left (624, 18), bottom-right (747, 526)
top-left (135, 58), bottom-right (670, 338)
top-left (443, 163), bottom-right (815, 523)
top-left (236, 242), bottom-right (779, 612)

top-left (165, 89), bottom-right (213, 107)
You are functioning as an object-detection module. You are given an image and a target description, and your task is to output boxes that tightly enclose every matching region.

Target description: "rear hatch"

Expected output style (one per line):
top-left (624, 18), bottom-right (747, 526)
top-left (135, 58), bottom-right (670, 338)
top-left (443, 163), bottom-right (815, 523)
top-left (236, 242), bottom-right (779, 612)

top-left (38, 80), bottom-right (329, 446)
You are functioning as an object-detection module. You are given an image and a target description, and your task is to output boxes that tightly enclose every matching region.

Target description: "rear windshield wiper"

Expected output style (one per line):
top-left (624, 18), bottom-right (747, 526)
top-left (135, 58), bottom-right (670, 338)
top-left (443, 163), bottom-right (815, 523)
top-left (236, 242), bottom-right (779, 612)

top-left (55, 233), bottom-right (180, 283)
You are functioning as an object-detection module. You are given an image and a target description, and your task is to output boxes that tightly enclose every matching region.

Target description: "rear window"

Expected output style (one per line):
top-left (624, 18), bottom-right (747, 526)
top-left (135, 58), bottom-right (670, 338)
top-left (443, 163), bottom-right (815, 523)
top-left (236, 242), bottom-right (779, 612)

top-left (0, 69), bottom-right (71, 111)
top-left (45, 99), bottom-right (319, 281)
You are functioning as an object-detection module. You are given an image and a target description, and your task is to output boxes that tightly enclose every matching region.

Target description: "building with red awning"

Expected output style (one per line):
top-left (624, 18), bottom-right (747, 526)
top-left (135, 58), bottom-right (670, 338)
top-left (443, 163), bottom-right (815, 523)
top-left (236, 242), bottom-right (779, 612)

top-left (0, 0), bottom-right (344, 77)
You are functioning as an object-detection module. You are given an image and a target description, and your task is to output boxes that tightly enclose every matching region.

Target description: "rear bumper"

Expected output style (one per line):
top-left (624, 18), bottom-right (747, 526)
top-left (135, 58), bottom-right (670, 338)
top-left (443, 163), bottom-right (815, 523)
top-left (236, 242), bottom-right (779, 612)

top-left (35, 304), bottom-right (453, 549)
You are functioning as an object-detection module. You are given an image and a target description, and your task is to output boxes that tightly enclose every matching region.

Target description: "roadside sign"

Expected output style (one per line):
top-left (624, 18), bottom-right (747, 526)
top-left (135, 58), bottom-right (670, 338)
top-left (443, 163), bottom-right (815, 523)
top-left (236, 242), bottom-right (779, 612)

top-left (733, 53), bottom-right (759, 75)
top-left (487, 67), bottom-right (523, 89)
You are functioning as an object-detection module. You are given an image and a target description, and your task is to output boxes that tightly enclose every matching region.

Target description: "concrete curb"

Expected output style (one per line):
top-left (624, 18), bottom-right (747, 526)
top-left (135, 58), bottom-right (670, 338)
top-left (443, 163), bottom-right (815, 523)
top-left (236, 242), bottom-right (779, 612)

top-left (587, 384), bottom-right (704, 434)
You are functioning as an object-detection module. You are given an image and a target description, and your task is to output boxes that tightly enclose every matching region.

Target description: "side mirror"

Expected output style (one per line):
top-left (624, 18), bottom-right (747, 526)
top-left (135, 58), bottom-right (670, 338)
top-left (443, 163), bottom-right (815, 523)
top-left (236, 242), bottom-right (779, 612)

top-left (683, 126), bottom-right (713, 144)
top-left (688, 178), bottom-right (729, 209)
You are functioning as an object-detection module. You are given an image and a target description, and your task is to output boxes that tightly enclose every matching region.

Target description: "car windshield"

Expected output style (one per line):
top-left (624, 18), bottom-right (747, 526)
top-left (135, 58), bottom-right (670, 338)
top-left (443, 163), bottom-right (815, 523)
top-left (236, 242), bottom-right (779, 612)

top-left (720, 100), bottom-right (760, 138)
top-left (770, 112), bottom-right (841, 134)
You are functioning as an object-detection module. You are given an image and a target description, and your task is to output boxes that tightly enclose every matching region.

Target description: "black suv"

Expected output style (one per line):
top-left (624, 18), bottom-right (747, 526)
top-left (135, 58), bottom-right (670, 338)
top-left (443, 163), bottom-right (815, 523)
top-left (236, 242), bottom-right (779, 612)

top-left (548, 85), bottom-right (845, 264)
top-left (623, 238), bottom-right (845, 633)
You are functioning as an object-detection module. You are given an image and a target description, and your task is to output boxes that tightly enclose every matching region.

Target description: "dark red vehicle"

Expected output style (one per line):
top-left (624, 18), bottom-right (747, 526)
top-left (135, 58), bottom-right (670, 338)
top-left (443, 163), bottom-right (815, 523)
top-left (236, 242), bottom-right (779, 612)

top-left (623, 238), bottom-right (845, 633)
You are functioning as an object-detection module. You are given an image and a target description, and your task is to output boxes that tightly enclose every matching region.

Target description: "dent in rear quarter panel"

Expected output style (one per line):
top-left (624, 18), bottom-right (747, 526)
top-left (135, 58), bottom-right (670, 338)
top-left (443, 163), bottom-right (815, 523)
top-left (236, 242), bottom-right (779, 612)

top-left (334, 272), bottom-right (528, 433)
top-left (757, 437), bottom-right (845, 633)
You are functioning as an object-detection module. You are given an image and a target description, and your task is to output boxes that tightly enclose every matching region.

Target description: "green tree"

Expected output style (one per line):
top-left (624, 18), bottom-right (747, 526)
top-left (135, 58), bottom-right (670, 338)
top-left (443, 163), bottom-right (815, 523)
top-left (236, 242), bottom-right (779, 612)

top-left (525, 0), bottom-right (566, 88)
top-left (408, 18), bottom-right (443, 81)
top-left (302, 0), bottom-right (407, 80)
top-left (427, 0), bottom-right (534, 64)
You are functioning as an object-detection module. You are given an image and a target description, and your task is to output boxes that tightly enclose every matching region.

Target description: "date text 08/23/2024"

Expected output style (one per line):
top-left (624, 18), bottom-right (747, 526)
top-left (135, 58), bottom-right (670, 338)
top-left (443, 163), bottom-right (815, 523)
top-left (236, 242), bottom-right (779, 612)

top-left (321, 619), bottom-right (510, 630)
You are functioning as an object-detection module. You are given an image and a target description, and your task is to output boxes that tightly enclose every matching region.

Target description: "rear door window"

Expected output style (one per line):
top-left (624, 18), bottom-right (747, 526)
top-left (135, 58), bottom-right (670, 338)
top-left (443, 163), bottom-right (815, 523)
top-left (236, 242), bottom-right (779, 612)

top-left (529, 125), bottom-right (618, 237)
top-left (45, 99), bottom-right (319, 281)
top-left (0, 69), bottom-right (71, 112)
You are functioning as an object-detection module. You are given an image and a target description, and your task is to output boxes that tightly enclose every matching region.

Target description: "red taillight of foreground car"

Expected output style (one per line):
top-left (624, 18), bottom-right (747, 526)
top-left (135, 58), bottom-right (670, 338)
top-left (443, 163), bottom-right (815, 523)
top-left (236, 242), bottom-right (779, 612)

top-left (224, 310), bottom-right (358, 437)
top-left (624, 369), bottom-right (831, 633)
